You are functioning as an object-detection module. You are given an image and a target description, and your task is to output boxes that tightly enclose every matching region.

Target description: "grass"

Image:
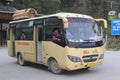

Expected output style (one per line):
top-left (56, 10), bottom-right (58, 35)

top-left (107, 36), bottom-right (120, 51)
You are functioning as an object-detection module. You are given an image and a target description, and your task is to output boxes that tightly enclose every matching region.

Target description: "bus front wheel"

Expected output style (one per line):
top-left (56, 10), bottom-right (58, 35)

top-left (49, 59), bottom-right (63, 74)
top-left (17, 54), bottom-right (26, 66)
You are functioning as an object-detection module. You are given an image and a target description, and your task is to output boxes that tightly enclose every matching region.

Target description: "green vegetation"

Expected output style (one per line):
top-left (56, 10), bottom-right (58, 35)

top-left (15, 0), bottom-right (62, 14)
top-left (14, 0), bottom-right (120, 50)
top-left (107, 24), bottom-right (120, 51)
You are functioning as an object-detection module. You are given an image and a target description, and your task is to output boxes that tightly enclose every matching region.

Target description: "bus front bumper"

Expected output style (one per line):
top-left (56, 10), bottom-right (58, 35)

top-left (64, 59), bottom-right (103, 71)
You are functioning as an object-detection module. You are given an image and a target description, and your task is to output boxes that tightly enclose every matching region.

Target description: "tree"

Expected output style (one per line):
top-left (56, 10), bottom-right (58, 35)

top-left (14, 0), bottom-right (42, 13)
top-left (14, 0), bottom-right (61, 14)
top-left (40, 0), bottom-right (61, 14)
top-left (72, 0), bottom-right (92, 15)
top-left (60, 0), bottom-right (75, 11)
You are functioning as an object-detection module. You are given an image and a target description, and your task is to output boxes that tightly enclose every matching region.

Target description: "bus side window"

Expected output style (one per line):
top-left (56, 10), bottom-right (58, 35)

top-left (37, 25), bottom-right (42, 41)
top-left (7, 28), bottom-right (10, 40)
top-left (15, 21), bottom-right (34, 40)
top-left (34, 19), bottom-right (43, 41)
top-left (43, 17), bottom-right (63, 41)
top-left (44, 27), bottom-right (53, 41)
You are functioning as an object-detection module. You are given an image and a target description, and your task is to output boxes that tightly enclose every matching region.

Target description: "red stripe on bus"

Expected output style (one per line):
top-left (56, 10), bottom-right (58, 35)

top-left (17, 42), bottom-right (30, 46)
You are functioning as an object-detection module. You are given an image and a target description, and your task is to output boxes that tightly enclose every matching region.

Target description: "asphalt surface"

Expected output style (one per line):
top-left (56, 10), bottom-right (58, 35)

top-left (0, 47), bottom-right (120, 80)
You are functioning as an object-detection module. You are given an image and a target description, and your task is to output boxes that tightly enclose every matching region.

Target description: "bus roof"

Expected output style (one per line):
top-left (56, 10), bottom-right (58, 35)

top-left (10, 12), bottom-right (94, 23)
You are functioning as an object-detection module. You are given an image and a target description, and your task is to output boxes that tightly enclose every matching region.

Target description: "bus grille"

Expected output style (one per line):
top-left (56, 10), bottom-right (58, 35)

top-left (82, 55), bottom-right (98, 62)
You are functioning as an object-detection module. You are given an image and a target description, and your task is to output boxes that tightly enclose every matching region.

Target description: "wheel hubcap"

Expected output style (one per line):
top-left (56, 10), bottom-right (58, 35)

top-left (50, 60), bottom-right (61, 73)
top-left (19, 55), bottom-right (23, 65)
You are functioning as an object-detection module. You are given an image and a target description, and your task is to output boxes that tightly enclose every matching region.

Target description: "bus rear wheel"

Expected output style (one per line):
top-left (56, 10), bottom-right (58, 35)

top-left (49, 59), bottom-right (63, 74)
top-left (17, 54), bottom-right (26, 66)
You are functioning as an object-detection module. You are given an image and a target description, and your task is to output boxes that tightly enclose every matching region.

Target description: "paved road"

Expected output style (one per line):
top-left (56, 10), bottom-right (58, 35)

top-left (0, 47), bottom-right (120, 80)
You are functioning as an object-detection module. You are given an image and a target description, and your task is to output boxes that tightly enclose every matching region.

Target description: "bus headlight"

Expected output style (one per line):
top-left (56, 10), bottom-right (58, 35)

top-left (67, 55), bottom-right (81, 62)
top-left (99, 54), bottom-right (104, 59)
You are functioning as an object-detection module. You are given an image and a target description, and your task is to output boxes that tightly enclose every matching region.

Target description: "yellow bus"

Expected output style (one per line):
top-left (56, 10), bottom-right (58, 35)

top-left (7, 12), bottom-right (107, 74)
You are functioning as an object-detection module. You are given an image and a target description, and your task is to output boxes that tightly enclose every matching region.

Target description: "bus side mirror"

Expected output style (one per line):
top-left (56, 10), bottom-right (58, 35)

top-left (95, 19), bottom-right (108, 29)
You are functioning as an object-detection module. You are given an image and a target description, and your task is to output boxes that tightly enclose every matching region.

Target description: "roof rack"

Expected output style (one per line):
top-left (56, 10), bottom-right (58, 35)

top-left (12, 8), bottom-right (39, 20)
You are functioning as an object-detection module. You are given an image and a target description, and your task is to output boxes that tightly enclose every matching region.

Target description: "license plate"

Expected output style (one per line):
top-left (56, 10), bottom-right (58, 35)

top-left (87, 62), bottom-right (95, 67)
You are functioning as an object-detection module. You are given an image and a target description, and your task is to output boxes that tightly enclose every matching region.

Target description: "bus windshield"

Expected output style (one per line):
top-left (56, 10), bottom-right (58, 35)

top-left (66, 18), bottom-right (105, 48)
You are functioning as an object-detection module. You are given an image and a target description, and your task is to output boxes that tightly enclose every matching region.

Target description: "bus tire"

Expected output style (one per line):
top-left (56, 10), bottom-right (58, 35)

top-left (49, 59), bottom-right (63, 74)
top-left (17, 53), bottom-right (26, 66)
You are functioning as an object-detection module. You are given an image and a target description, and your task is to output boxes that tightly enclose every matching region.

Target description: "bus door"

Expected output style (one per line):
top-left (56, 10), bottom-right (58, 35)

top-left (36, 25), bottom-right (43, 63)
top-left (11, 28), bottom-right (16, 56)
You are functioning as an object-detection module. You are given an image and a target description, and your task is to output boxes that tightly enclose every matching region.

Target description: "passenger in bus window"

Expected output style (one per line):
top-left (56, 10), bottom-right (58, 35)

top-left (52, 28), bottom-right (62, 41)
top-left (20, 32), bottom-right (26, 40)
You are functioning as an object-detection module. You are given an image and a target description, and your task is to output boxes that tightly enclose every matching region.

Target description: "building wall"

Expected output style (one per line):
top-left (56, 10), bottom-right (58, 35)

top-left (0, 0), bottom-right (15, 46)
